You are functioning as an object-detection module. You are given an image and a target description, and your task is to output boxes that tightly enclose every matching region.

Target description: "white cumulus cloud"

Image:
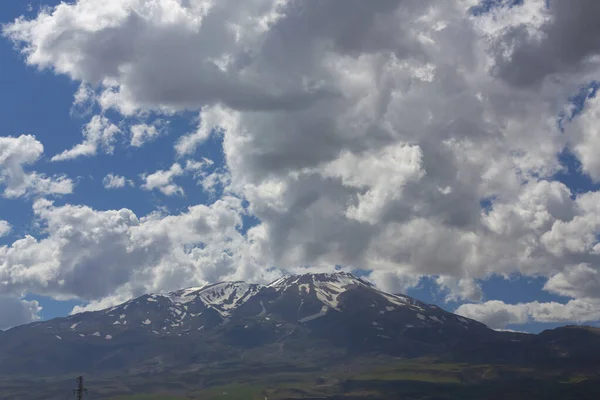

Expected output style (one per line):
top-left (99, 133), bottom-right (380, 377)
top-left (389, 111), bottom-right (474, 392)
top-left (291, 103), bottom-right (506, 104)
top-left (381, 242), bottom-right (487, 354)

top-left (0, 134), bottom-right (73, 198)
top-left (102, 173), bottom-right (132, 189)
top-left (0, 197), bottom-right (268, 304)
top-left (52, 115), bottom-right (121, 161)
top-left (436, 276), bottom-right (484, 303)
top-left (130, 123), bottom-right (163, 147)
top-left (0, 221), bottom-right (11, 238)
top-left (141, 163), bottom-right (185, 196)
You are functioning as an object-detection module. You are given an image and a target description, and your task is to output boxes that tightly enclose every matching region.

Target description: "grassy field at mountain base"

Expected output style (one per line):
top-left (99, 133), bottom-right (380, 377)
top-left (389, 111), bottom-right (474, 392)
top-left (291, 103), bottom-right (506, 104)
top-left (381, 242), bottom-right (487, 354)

top-left (100, 358), bottom-right (600, 400)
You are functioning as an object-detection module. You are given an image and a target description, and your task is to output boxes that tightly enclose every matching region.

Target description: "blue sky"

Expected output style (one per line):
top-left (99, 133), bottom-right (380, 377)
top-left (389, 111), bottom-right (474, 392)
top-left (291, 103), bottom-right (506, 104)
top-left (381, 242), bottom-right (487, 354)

top-left (2, 0), bottom-right (600, 333)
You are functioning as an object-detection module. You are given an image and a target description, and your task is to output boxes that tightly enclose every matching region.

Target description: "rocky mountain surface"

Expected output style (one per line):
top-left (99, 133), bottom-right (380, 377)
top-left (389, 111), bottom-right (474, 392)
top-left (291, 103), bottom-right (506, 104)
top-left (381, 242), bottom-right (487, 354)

top-left (1, 272), bottom-right (600, 399)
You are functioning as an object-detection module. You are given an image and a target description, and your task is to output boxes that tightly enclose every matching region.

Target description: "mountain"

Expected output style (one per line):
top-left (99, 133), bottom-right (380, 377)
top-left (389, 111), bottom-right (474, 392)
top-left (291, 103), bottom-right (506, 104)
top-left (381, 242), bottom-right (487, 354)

top-left (1, 272), bottom-right (600, 399)
top-left (0, 273), bottom-right (487, 373)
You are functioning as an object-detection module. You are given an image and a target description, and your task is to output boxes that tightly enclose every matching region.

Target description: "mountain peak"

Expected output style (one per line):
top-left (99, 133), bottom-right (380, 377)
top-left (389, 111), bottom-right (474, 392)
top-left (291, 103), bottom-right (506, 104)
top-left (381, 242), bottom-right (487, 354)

top-left (267, 271), bottom-right (372, 289)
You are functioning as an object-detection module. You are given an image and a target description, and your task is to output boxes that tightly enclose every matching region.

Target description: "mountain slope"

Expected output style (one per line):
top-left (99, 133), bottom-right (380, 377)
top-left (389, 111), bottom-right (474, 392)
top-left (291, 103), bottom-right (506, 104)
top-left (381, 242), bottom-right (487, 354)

top-left (0, 272), bottom-right (599, 384)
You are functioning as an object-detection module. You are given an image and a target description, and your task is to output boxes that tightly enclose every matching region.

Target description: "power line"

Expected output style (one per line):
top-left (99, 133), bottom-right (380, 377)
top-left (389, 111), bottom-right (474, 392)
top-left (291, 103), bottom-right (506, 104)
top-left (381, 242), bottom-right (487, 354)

top-left (73, 376), bottom-right (88, 400)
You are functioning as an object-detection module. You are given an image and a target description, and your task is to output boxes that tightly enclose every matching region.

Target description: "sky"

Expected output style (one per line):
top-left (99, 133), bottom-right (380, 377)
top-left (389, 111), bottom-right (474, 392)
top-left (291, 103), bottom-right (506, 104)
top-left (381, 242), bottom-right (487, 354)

top-left (1, 0), bottom-right (600, 334)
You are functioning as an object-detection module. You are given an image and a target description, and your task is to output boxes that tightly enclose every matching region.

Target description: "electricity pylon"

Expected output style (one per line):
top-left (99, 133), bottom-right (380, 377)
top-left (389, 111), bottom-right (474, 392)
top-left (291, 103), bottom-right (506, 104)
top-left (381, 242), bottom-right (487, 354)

top-left (73, 376), bottom-right (87, 400)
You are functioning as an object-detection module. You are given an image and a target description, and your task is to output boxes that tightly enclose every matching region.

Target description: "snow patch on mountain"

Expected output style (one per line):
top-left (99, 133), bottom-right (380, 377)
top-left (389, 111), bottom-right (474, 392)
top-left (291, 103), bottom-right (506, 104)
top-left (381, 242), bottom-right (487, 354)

top-left (299, 305), bottom-right (329, 323)
top-left (269, 272), bottom-right (375, 311)
top-left (159, 281), bottom-right (263, 317)
top-left (259, 301), bottom-right (267, 316)
top-left (196, 282), bottom-right (262, 312)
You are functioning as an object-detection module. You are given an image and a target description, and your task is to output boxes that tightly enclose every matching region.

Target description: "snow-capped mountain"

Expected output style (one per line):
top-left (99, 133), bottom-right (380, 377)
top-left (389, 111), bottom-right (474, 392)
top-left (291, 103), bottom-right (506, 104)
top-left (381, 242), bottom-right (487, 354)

top-left (0, 273), bottom-right (495, 376)
top-left (47, 272), bottom-right (483, 340)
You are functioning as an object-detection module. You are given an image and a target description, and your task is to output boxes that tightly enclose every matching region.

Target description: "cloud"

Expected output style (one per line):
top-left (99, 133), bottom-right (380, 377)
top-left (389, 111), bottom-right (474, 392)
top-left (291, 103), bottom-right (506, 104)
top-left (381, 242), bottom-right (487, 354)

top-left (367, 269), bottom-right (421, 295)
top-left (199, 168), bottom-right (231, 195)
top-left (141, 163), bottom-right (185, 196)
top-left (71, 293), bottom-right (136, 314)
top-left (185, 158), bottom-right (214, 174)
top-left (184, 158), bottom-right (232, 194)
top-left (487, 0), bottom-right (600, 87)
top-left (71, 83), bottom-right (96, 116)
top-left (0, 197), bottom-right (267, 304)
top-left (456, 300), bottom-right (529, 329)
top-left (0, 2), bottom-right (571, 273)
top-left (436, 276), bottom-right (484, 303)
top-left (130, 123), bottom-right (163, 147)
top-left (139, 158), bottom-right (221, 197)
top-left (321, 144), bottom-right (425, 224)
top-left (52, 115), bottom-right (121, 161)
top-left (456, 299), bottom-right (600, 329)
top-left (565, 94), bottom-right (600, 181)
top-left (102, 173), bottom-right (132, 189)
top-left (4, 0), bottom-right (600, 328)
top-left (0, 221), bottom-right (11, 238)
top-left (176, 105), bottom-right (231, 156)
top-left (0, 297), bottom-right (42, 331)
top-left (0, 134), bottom-right (73, 198)
top-left (544, 264), bottom-right (600, 299)
top-left (3, 0), bottom-right (328, 115)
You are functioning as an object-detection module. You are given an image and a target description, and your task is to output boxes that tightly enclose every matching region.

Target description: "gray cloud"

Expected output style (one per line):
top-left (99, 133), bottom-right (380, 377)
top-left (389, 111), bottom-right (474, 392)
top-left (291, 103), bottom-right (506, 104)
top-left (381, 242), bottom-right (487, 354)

top-left (0, 297), bottom-right (42, 331)
top-left (544, 264), bottom-right (600, 299)
top-left (490, 0), bottom-right (600, 87)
